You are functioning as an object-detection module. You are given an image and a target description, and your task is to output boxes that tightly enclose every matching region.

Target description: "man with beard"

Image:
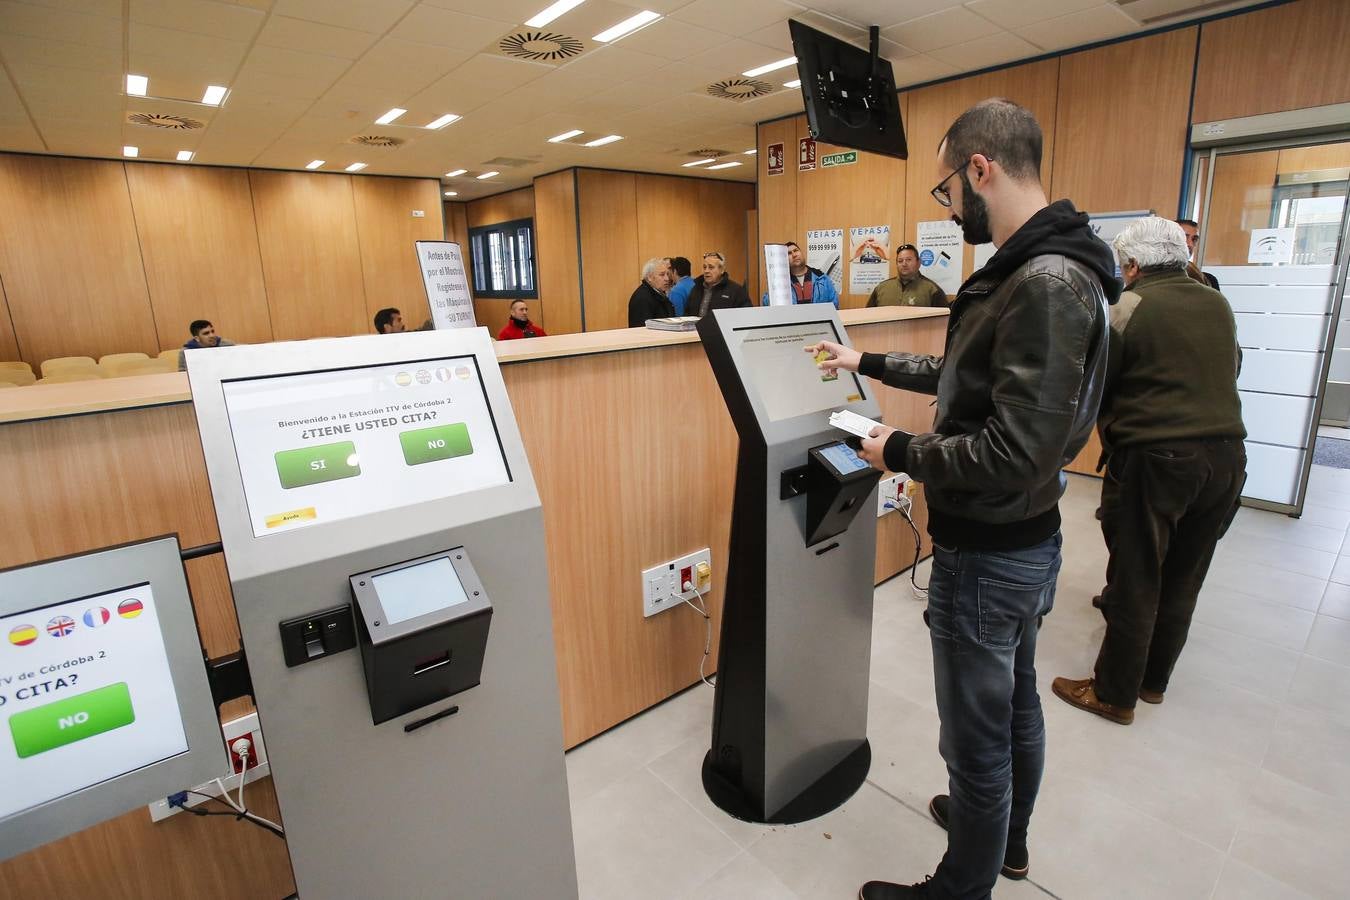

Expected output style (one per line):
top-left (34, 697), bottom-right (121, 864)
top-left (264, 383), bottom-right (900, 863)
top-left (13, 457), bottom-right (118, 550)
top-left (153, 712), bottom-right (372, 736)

top-left (808, 98), bottom-right (1118, 899)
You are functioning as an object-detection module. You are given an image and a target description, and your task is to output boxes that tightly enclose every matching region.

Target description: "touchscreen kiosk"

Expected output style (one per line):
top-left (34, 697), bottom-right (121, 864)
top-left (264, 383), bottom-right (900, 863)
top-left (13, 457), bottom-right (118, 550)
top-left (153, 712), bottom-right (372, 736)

top-left (697, 305), bottom-right (880, 824)
top-left (0, 537), bottom-right (226, 862)
top-left (187, 330), bottom-right (577, 899)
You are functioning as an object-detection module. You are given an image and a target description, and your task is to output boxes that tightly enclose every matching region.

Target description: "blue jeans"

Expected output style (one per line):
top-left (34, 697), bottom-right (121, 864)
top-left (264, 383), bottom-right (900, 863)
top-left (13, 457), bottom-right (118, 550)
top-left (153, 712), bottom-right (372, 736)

top-left (926, 533), bottom-right (1061, 900)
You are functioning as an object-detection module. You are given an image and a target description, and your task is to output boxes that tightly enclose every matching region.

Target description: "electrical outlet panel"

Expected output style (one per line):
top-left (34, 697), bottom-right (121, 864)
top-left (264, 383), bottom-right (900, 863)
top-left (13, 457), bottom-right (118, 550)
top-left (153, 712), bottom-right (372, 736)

top-left (641, 548), bottom-right (712, 618)
top-left (147, 711), bottom-right (270, 823)
top-left (877, 473), bottom-right (908, 516)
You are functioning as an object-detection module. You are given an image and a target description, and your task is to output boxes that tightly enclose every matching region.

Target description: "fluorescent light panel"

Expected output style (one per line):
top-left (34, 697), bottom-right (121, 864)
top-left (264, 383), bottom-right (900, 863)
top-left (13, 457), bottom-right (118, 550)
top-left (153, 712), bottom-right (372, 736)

top-left (201, 85), bottom-right (228, 105)
top-left (744, 148), bottom-right (757, 155)
top-left (477, 171), bottom-right (499, 179)
top-left (444, 169), bottom-right (467, 177)
top-left (682, 158), bottom-right (715, 167)
top-left (783, 79), bottom-right (801, 89)
top-left (583, 134), bottom-right (622, 147)
top-left (444, 191), bottom-right (458, 197)
top-left (707, 161), bottom-right (741, 170)
top-left (526, 0), bottom-right (586, 28)
top-left (375, 107), bottom-right (406, 125)
top-left (122, 146), bottom-right (138, 157)
top-left (425, 113), bottom-right (460, 129)
top-left (176, 150), bottom-right (193, 161)
top-left (306, 160), bottom-right (325, 169)
top-left (346, 162), bottom-right (367, 172)
top-left (548, 129), bottom-right (584, 143)
top-left (594, 10), bottom-right (660, 43)
top-left (126, 74), bottom-right (148, 96)
top-left (744, 56), bottom-right (796, 78)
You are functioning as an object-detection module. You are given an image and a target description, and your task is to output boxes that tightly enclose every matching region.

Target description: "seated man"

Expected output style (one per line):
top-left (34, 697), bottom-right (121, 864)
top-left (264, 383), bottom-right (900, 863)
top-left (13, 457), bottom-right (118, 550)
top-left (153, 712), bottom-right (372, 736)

top-left (687, 251), bottom-right (751, 318)
top-left (866, 243), bottom-right (948, 308)
top-left (668, 256), bottom-right (695, 316)
top-left (1053, 217), bottom-right (1246, 726)
top-left (497, 299), bottom-right (548, 340)
top-left (627, 257), bottom-right (675, 327)
top-left (178, 319), bottom-right (235, 371)
top-left (374, 307), bottom-right (405, 334)
top-left (760, 240), bottom-right (839, 307)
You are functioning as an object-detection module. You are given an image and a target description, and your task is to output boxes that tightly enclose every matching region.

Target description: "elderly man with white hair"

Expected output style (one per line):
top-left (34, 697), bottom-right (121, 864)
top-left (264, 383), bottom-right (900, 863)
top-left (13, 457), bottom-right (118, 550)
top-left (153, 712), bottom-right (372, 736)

top-left (627, 256), bottom-right (676, 327)
top-left (1053, 216), bottom-right (1246, 726)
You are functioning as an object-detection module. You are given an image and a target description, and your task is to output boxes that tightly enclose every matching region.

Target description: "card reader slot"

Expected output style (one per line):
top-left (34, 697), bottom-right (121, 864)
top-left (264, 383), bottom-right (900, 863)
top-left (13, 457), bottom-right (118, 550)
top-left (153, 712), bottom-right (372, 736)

top-left (412, 651), bottom-right (452, 676)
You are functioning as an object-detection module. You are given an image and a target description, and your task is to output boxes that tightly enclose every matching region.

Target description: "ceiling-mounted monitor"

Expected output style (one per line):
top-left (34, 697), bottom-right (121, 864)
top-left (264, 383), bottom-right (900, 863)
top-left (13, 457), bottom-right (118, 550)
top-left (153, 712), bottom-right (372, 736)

top-left (788, 19), bottom-right (907, 160)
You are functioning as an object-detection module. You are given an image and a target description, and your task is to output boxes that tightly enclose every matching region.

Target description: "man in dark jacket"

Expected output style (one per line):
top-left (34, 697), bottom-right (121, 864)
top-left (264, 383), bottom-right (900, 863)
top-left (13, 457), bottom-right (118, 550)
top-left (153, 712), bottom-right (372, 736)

top-left (1052, 217), bottom-right (1245, 725)
top-left (687, 251), bottom-right (751, 317)
top-left (810, 99), bottom-right (1118, 900)
top-left (627, 257), bottom-right (675, 327)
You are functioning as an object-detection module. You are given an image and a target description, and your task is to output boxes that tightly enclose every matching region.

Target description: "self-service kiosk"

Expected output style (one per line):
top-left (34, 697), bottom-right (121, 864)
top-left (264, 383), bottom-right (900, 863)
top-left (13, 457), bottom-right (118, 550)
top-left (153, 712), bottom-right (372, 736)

top-left (698, 304), bottom-right (881, 824)
top-left (186, 330), bottom-right (577, 898)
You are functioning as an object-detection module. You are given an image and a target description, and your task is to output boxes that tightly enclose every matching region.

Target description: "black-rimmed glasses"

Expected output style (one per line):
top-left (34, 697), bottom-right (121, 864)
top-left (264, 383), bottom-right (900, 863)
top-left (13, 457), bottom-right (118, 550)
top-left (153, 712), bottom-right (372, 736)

top-left (930, 158), bottom-right (992, 208)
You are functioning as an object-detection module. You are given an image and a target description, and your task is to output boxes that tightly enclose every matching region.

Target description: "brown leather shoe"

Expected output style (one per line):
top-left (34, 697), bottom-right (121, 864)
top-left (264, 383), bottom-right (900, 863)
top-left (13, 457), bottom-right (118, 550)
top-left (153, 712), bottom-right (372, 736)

top-left (1138, 688), bottom-right (1164, 705)
top-left (1051, 677), bottom-right (1134, 725)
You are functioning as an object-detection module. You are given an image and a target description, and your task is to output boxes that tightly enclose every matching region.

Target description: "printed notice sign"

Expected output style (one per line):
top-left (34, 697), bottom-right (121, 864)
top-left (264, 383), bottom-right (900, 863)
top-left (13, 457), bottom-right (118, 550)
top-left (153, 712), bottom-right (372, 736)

top-left (917, 220), bottom-right (964, 295)
top-left (764, 244), bottom-right (793, 306)
top-left (806, 228), bottom-right (844, 296)
top-left (415, 241), bottom-right (475, 330)
top-left (848, 225), bottom-right (890, 294)
top-left (799, 137), bottom-right (817, 172)
top-left (1248, 228), bottom-right (1296, 265)
top-left (821, 151), bottom-right (857, 168)
top-left (767, 142), bottom-right (785, 176)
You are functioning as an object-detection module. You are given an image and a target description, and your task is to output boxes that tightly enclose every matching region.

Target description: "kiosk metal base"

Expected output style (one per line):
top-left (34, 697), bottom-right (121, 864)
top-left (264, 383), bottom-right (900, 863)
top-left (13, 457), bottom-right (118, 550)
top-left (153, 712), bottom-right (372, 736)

top-left (701, 740), bottom-right (871, 825)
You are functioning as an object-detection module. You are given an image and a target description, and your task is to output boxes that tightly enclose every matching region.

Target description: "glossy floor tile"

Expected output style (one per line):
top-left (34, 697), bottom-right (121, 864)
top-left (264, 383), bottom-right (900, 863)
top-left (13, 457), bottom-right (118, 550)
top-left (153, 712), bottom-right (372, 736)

top-left (566, 470), bottom-right (1350, 898)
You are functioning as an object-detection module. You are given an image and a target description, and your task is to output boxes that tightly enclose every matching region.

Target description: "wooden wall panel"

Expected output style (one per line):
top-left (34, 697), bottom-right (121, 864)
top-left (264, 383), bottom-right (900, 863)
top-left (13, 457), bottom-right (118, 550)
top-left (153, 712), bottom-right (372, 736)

top-left (756, 117), bottom-right (799, 302)
top-left (0, 155), bottom-right (158, 366)
top-left (1051, 28), bottom-right (1197, 218)
top-left (532, 170), bottom-right (582, 334)
top-left (466, 186), bottom-right (535, 228)
top-left (577, 169), bottom-right (639, 332)
top-left (248, 171), bottom-right (368, 341)
top-left (0, 277), bottom-right (20, 362)
top-left (1277, 140), bottom-right (1350, 175)
top-left (443, 200), bottom-right (469, 246)
top-left (352, 175), bottom-right (444, 332)
top-left (124, 163), bottom-right (273, 352)
top-left (1194, 0), bottom-right (1350, 123)
top-left (696, 179), bottom-right (756, 294)
top-left (635, 173), bottom-right (702, 268)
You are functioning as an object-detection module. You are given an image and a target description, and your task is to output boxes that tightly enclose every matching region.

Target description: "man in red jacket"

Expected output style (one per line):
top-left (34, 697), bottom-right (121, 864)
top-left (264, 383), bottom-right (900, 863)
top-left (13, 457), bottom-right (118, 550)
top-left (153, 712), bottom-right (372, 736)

top-left (497, 300), bottom-right (548, 340)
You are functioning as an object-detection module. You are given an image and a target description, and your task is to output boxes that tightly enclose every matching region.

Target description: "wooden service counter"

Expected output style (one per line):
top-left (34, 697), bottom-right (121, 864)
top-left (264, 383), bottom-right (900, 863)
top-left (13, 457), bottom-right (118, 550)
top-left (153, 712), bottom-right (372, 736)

top-left (0, 306), bottom-right (946, 899)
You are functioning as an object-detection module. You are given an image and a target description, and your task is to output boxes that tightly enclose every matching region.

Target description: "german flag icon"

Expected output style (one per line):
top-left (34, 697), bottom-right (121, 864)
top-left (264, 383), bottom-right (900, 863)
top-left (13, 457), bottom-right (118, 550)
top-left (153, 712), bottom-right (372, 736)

top-left (117, 598), bottom-right (144, 619)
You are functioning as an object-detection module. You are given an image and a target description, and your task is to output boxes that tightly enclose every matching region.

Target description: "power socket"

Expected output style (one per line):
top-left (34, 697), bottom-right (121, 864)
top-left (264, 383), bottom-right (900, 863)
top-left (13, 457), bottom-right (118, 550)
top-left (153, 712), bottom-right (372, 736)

top-left (147, 712), bottom-right (270, 823)
top-left (641, 548), bottom-right (712, 617)
top-left (877, 472), bottom-right (908, 516)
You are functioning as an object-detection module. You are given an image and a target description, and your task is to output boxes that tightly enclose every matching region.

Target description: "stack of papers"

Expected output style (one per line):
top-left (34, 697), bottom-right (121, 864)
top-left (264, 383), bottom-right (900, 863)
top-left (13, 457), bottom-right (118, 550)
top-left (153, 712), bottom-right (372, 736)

top-left (645, 317), bottom-right (701, 332)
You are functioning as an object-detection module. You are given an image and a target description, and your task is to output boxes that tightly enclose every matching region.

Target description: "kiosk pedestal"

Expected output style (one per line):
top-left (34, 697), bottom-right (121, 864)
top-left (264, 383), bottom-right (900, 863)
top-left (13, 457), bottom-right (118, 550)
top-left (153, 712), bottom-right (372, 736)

top-left (698, 305), bottom-right (881, 824)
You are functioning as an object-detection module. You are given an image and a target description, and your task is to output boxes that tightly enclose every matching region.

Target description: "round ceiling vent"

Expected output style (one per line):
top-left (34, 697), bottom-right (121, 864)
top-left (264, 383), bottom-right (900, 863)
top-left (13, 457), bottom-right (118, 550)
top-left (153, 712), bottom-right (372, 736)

top-left (499, 30), bottom-right (585, 62)
top-left (127, 112), bottom-right (204, 130)
top-left (348, 134), bottom-right (405, 147)
top-left (690, 148), bottom-right (731, 158)
top-left (706, 78), bottom-right (773, 101)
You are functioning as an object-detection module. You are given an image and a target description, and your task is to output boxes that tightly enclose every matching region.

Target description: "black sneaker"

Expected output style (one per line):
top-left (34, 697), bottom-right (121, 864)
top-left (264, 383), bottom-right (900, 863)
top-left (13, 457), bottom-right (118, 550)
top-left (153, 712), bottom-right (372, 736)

top-left (859, 875), bottom-right (931, 898)
top-left (928, 795), bottom-right (1029, 880)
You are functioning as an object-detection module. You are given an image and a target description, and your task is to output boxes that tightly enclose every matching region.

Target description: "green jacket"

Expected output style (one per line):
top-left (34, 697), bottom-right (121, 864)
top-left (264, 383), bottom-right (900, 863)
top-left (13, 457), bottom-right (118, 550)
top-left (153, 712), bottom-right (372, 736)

top-left (1098, 269), bottom-right (1245, 453)
top-left (866, 272), bottom-right (948, 308)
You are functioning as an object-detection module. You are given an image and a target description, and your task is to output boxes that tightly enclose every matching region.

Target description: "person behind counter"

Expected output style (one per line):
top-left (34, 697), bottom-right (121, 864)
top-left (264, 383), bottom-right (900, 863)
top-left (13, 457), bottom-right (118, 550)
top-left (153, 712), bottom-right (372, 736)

top-left (866, 244), bottom-right (948, 308)
top-left (178, 319), bottom-right (236, 371)
top-left (628, 258), bottom-right (676, 327)
top-left (668, 256), bottom-right (695, 316)
top-left (497, 300), bottom-right (548, 340)
top-left (760, 240), bottom-right (839, 307)
top-left (688, 251), bottom-right (751, 318)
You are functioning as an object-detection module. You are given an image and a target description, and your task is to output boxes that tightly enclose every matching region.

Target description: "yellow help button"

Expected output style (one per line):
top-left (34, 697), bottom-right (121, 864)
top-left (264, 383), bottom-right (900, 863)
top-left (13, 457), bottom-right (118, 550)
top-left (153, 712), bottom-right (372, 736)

top-left (265, 508), bottom-right (317, 529)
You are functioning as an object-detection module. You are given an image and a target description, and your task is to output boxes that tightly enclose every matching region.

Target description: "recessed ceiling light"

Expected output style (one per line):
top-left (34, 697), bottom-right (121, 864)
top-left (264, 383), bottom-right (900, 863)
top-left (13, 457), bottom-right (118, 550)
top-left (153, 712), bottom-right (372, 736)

top-left (477, 171), bottom-right (499, 179)
top-left (584, 134), bottom-right (622, 147)
top-left (594, 10), bottom-right (660, 43)
top-left (707, 161), bottom-right (742, 170)
top-left (176, 150), bottom-right (194, 162)
top-left (744, 148), bottom-right (757, 155)
top-left (122, 146), bottom-right (138, 158)
top-left (306, 160), bottom-right (325, 169)
top-left (526, 0), bottom-right (587, 28)
top-left (126, 74), bottom-right (148, 96)
top-left (744, 56), bottom-right (796, 78)
top-left (548, 129), bottom-right (584, 143)
top-left (783, 79), bottom-right (802, 89)
top-left (424, 113), bottom-right (460, 129)
top-left (682, 158), bottom-right (716, 167)
top-left (444, 191), bottom-right (458, 197)
top-left (346, 162), bottom-right (367, 172)
top-left (445, 168), bottom-right (467, 177)
top-left (201, 85), bottom-right (228, 106)
top-left (375, 108), bottom-right (406, 125)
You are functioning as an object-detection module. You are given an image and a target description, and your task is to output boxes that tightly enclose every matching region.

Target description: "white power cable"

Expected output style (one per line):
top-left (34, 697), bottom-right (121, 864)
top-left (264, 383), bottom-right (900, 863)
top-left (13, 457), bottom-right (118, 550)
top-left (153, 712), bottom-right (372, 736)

top-left (675, 581), bottom-right (716, 687)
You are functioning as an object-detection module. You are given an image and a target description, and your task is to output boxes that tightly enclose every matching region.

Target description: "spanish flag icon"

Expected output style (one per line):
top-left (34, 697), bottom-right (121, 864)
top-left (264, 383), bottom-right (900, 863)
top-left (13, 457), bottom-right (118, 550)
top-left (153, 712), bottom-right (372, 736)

top-left (9, 624), bottom-right (38, 646)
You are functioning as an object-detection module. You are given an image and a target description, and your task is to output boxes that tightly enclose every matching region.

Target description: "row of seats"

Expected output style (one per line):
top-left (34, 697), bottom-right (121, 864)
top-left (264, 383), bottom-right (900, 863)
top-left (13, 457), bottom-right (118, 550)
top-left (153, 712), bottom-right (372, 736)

top-left (0, 351), bottom-right (180, 386)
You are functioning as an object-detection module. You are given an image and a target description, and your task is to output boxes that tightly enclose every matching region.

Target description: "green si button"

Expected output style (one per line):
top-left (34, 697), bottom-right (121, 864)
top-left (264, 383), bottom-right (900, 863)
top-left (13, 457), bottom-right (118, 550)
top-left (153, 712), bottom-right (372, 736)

top-left (275, 441), bottom-right (360, 489)
top-left (400, 422), bottom-right (473, 466)
top-left (9, 682), bottom-right (136, 758)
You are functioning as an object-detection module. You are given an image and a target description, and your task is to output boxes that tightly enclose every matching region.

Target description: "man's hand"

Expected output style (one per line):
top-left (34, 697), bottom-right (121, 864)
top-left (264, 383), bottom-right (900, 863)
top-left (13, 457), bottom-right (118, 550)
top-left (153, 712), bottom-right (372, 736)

top-left (804, 340), bottom-right (861, 374)
top-left (857, 425), bottom-right (896, 471)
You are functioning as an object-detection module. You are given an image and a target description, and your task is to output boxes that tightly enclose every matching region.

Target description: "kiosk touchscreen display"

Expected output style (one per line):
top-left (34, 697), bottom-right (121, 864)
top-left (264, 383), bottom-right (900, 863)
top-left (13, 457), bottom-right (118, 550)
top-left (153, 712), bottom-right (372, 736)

top-left (371, 556), bottom-right (472, 626)
top-left (817, 442), bottom-right (869, 476)
top-left (731, 321), bottom-right (864, 422)
top-left (221, 356), bottom-right (511, 537)
top-left (0, 583), bottom-right (189, 821)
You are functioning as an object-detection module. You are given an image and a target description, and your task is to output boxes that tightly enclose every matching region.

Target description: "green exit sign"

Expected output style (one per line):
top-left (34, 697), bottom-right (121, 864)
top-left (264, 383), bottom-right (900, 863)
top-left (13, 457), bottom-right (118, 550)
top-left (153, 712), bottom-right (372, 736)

top-left (820, 151), bottom-right (858, 168)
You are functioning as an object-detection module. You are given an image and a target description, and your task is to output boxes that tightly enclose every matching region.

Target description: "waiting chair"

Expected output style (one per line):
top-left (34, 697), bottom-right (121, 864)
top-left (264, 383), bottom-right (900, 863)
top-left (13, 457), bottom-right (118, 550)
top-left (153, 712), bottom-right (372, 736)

top-left (0, 368), bottom-right (37, 386)
top-left (98, 352), bottom-right (150, 374)
top-left (104, 358), bottom-right (176, 378)
top-left (0, 361), bottom-right (33, 375)
top-left (100, 354), bottom-right (162, 377)
top-left (40, 356), bottom-right (98, 378)
top-left (37, 368), bottom-right (105, 384)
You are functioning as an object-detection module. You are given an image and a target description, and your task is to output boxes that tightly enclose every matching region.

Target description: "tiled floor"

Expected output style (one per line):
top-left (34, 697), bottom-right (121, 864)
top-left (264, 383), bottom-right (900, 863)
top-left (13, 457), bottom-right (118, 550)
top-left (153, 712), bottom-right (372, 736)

top-left (565, 469), bottom-right (1350, 899)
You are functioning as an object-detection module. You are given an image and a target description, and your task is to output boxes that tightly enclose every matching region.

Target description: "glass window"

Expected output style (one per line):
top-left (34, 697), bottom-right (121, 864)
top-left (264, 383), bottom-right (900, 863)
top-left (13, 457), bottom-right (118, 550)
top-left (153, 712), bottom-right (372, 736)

top-left (468, 218), bottom-right (537, 299)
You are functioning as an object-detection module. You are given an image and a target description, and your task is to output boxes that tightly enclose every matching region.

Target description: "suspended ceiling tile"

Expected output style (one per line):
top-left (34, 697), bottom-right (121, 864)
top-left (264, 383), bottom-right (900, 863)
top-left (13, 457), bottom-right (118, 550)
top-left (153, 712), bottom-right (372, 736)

top-left (1015, 4), bottom-right (1142, 52)
top-left (419, 0), bottom-right (542, 23)
top-left (271, 0), bottom-right (416, 34)
top-left (387, 6), bottom-right (516, 51)
top-left (883, 6), bottom-right (1004, 53)
top-left (0, 34), bottom-right (122, 73)
top-left (744, 20), bottom-right (794, 54)
top-left (671, 0), bottom-right (798, 35)
top-left (231, 45), bottom-right (353, 101)
top-left (129, 24), bottom-right (252, 81)
top-left (927, 31), bottom-right (1041, 71)
top-left (551, 44), bottom-right (651, 82)
top-left (16, 0), bottom-right (122, 15)
top-left (409, 53), bottom-right (547, 109)
top-left (805, 0), bottom-right (957, 30)
top-left (255, 15), bottom-right (381, 59)
top-left (889, 51), bottom-right (960, 89)
top-left (602, 15), bottom-right (729, 61)
top-left (340, 37), bottom-right (478, 93)
top-left (964, 0), bottom-right (1104, 30)
top-left (0, 1), bottom-right (122, 48)
top-left (0, 123), bottom-right (46, 152)
top-left (129, 0), bottom-right (266, 42)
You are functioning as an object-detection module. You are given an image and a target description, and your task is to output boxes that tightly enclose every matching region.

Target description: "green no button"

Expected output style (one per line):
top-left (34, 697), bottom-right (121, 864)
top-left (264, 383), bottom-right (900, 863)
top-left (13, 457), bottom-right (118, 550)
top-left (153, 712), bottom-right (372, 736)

top-left (275, 441), bottom-right (360, 489)
top-left (9, 682), bottom-right (136, 758)
top-left (400, 422), bottom-right (472, 466)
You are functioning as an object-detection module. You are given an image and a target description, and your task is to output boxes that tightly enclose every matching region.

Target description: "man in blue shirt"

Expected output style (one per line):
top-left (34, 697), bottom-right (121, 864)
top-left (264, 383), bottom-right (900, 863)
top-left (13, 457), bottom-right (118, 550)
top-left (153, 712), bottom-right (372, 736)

top-left (761, 241), bottom-right (840, 307)
top-left (668, 256), bottom-right (695, 315)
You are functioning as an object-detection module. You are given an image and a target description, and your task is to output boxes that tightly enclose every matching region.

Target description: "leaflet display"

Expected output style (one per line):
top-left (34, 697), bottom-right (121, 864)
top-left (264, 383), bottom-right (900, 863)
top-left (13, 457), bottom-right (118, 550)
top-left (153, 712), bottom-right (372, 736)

top-left (222, 355), bottom-right (511, 538)
top-left (1, 583), bottom-right (188, 821)
top-left (732, 321), bottom-right (864, 422)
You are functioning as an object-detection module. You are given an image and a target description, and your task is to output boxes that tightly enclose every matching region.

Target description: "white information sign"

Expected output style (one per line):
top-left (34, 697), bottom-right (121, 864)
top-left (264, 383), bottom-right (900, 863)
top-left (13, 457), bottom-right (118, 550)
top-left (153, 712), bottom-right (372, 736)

top-left (848, 225), bottom-right (890, 294)
top-left (1088, 211), bottom-right (1152, 277)
top-left (806, 228), bottom-right (844, 296)
top-left (764, 244), bottom-right (793, 306)
top-left (973, 242), bottom-right (997, 272)
top-left (1248, 228), bottom-right (1296, 265)
top-left (415, 241), bottom-right (475, 330)
top-left (916, 219), bottom-right (964, 295)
